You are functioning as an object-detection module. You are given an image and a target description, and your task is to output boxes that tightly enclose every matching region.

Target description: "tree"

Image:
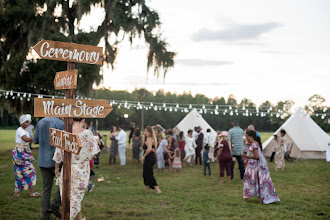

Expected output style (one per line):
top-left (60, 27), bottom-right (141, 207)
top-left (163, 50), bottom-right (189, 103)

top-left (0, 0), bottom-right (176, 116)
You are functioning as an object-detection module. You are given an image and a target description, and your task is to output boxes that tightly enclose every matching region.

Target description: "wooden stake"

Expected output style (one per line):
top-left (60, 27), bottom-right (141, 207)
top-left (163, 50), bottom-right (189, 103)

top-left (62, 62), bottom-right (75, 220)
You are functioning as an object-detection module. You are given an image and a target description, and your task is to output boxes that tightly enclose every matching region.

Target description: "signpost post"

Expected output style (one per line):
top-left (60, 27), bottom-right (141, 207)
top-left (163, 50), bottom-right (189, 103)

top-left (33, 40), bottom-right (108, 220)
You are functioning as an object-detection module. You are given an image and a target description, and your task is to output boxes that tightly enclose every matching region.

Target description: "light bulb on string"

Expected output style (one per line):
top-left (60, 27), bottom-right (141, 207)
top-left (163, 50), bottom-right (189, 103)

top-left (242, 106), bottom-right (245, 110)
top-left (189, 104), bottom-right (192, 108)
top-left (27, 98), bottom-right (30, 101)
top-left (174, 108), bottom-right (177, 112)
top-left (164, 107), bottom-right (167, 111)
top-left (154, 106), bottom-right (158, 111)
top-left (28, 94), bottom-right (31, 98)
top-left (169, 107), bottom-right (173, 112)
top-left (202, 105), bottom-right (205, 109)
top-left (163, 103), bottom-right (166, 107)
top-left (216, 105), bottom-right (218, 110)
top-left (176, 104), bottom-right (179, 108)
top-left (17, 93), bottom-right (20, 97)
top-left (150, 102), bottom-right (153, 107)
top-left (229, 105), bottom-right (232, 110)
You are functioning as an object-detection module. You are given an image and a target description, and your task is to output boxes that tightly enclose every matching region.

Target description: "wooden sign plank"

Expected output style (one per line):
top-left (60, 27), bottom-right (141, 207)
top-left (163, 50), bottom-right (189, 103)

top-left (34, 98), bottom-right (112, 118)
top-left (54, 69), bottom-right (78, 90)
top-left (33, 40), bottom-right (103, 65)
top-left (50, 128), bottom-right (82, 155)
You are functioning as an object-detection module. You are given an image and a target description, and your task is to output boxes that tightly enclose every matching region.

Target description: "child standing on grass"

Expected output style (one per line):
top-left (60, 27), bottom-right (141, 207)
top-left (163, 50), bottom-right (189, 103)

top-left (171, 148), bottom-right (182, 173)
top-left (203, 145), bottom-right (211, 176)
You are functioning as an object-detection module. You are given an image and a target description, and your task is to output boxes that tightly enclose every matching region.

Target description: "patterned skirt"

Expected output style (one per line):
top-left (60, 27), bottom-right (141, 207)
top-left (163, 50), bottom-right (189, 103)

top-left (11, 144), bottom-right (37, 193)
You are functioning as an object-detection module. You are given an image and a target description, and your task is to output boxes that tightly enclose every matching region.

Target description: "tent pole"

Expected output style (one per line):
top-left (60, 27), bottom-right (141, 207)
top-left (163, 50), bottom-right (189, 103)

top-left (296, 150), bottom-right (301, 161)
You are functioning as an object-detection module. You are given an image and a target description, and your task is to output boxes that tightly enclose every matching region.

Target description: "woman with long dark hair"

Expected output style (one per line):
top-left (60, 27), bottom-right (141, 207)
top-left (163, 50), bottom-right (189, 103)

top-left (241, 130), bottom-right (280, 204)
top-left (142, 126), bottom-right (161, 194)
top-left (132, 128), bottom-right (142, 162)
top-left (53, 118), bottom-right (100, 219)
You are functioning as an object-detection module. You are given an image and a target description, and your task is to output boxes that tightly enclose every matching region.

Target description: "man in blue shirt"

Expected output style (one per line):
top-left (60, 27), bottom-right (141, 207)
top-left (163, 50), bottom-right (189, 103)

top-left (34, 117), bottom-right (64, 220)
top-left (228, 120), bottom-right (245, 180)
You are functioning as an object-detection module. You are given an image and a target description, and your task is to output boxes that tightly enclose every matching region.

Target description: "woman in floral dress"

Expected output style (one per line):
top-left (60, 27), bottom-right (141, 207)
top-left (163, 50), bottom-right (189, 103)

top-left (241, 130), bottom-right (280, 204)
top-left (53, 118), bottom-right (100, 220)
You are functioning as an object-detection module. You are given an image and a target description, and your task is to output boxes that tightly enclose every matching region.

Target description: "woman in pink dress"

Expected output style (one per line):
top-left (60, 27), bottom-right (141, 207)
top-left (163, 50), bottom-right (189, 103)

top-left (241, 130), bottom-right (280, 204)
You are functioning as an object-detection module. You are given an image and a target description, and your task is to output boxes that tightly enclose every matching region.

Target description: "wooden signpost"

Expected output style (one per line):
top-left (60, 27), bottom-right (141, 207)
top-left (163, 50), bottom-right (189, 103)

top-left (33, 39), bottom-right (107, 220)
top-left (50, 128), bottom-right (82, 155)
top-left (34, 98), bottom-right (112, 118)
top-left (33, 40), bottom-right (103, 65)
top-left (54, 70), bottom-right (78, 90)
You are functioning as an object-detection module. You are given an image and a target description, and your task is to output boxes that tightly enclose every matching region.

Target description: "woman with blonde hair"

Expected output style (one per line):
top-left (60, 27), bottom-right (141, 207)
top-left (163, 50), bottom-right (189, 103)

top-left (215, 131), bottom-right (232, 183)
top-left (142, 126), bottom-right (161, 194)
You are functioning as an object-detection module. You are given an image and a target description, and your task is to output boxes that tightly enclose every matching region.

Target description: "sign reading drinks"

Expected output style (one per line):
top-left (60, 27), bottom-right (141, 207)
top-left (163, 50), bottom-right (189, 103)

top-left (50, 128), bottom-right (82, 155)
top-left (34, 98), bottom-right (112, 118)
top-left (33, 40), bottom-right (103, 65)
top-left (54, 69), bottom-right (78, 90)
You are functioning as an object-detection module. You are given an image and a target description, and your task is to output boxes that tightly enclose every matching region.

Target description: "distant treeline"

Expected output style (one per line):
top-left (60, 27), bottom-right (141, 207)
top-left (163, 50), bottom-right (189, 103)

top-left (1, 89), bottom-right (328, 132)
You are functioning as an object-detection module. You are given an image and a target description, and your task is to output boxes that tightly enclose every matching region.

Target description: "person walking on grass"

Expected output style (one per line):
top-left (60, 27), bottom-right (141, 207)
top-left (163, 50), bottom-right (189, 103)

top-left (142, 126), bottom-right (161, 194)
top-left (228, 120), bottom-right (245, 180)
top-left (34, 117), bottom-right (64, 219)
top-left (109, 126), bottom-right (118, 164)
top-left (12, 114), bottom-right (41, 198)
top-left (171, 148), bottom-right (182, 173)
top-left (184, 129), bottom-right (196, 166)
top-left (116, 125), bottom-right (127, 166)
top-left (132, 128), bottom-right (142, 163)
top-left (203, 145), bottom-right (211, 176)
top-left (215, 131), bottom-right (232, 184)
top-left (53, 118), bottom-right (100, 220)
top-left (242, 130), bottom-right (280, 204)
top-left (156, 135), bottom-right (171, 173)
top-left (195, 126), bottom-right (204, 165)
top-left (275, 130), bottom-right (286, 171)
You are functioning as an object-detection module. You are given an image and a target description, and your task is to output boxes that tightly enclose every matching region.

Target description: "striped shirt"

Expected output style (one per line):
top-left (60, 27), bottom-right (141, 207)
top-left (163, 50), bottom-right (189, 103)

top-left (228, 126), bottom-right (244, 155)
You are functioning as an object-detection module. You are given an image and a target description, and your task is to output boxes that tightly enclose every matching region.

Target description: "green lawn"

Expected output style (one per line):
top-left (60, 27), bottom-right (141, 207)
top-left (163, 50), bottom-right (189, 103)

top-left (0, 129), bottom-right (329, 219)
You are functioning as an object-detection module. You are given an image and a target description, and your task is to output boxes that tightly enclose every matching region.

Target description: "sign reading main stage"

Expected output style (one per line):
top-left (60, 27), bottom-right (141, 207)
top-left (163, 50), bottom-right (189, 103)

top-left (34, 98), bottom-right (112, 118)
top-left (54, 69), bottom-right (78, 90)
top-left (33, 40), bottom-right (103, 65)
top-left (50, 128), bottom-right (82, 155)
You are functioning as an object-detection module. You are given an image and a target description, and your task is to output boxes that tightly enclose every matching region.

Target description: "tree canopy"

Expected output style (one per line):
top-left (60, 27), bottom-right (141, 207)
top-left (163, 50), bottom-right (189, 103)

top-left (0, 0), bottom-right (176, 115)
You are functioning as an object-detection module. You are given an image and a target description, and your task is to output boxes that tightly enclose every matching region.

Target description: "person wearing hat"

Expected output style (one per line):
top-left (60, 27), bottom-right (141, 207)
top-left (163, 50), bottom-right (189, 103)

top-left (12, 114), bottom-right (41, 197)
top-left (215, 131), bottom-right (232, 183)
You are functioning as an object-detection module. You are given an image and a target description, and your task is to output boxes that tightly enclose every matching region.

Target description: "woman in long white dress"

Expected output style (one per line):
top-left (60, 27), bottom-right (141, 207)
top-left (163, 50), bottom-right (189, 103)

top-left (53, 118), bottom-right (100, 220)
top-left (184, 129), bottom-right (196, 166)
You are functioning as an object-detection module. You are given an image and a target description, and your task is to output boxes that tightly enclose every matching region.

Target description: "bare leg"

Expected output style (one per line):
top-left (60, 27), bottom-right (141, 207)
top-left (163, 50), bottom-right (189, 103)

top-left (220, 177), bottom-right (224, 184)
top-left (243, 198), bottom-right (247, 202)
top-left (154, 186), bottom-right (162, 194)
top-left (146, 186), bottom-right (150, 192)
top-left (227, 176), bottom-right (231, 183)
top-left (77, 211), bottom-right (82, 220)
top-left (281, 166), bottom-right (284, 171)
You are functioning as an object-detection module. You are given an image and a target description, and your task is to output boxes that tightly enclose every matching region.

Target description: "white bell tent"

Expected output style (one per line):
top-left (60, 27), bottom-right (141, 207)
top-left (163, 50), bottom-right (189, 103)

top-left (174, 108), bottom-right (217, 138)
top-left (263, 108), bottom-right (330, 159)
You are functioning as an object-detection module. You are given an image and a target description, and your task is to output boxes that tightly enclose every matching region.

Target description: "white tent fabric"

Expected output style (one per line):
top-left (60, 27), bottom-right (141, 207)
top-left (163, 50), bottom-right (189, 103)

top-left (174, 108), bottom-right (217, 139)
top-left (263, 108), bottom-right (330, 159)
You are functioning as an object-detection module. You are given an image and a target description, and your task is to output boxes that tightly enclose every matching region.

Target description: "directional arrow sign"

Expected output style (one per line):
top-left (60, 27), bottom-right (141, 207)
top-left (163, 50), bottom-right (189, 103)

top-left (34, 98), bottom-right (112, 118)
top-left (50, 128), bottom-right (82, 155)
top-left (54, 69), bottom-right (78, 90)
top-left (33, 39), bottom-right (103, 65)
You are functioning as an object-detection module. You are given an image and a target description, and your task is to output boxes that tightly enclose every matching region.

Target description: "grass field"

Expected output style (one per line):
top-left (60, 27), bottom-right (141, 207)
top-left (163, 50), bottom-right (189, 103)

top-left (0, 129), bottom-right (329, 219)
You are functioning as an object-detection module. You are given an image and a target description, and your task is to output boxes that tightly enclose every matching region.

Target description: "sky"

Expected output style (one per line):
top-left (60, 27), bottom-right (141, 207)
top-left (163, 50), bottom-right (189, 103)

top-left (82, 0), bottom-right (330, 109)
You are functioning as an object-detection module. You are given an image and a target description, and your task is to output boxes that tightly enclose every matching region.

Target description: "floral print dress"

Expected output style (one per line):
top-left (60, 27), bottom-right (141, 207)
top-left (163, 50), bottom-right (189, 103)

top-left (53, 129), bottom-right (100, 219)
top-left (243, 143), bottom-right (280, 204)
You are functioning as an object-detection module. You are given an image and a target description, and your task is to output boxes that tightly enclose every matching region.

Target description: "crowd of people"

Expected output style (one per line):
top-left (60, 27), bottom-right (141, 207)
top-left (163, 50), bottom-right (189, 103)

top-left (12, 115), bottom-right (284, 219)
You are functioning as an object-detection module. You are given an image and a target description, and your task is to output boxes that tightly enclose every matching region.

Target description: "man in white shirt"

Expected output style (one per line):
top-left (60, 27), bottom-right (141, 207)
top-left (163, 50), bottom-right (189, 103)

top-left (116, 126), bottom-right (127, 165)
top-left (204, 129), bottom-right (215, 162)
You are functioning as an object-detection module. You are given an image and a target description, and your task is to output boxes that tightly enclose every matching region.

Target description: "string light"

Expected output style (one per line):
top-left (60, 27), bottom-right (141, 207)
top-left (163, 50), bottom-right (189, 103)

top-left (0, 89), bottom-right (328, 118)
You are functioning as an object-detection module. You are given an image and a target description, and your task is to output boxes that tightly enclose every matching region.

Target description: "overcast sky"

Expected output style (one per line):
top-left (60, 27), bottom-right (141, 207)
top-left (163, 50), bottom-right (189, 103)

top-left (84, 0), bottom-right (330, 108)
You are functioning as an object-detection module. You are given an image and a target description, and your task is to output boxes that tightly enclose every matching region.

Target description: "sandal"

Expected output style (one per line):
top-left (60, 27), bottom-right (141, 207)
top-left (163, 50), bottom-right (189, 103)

top-left (13, 193), bottom-right (21, 197)
top-left (30, 192), bottom-right (41, 197)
